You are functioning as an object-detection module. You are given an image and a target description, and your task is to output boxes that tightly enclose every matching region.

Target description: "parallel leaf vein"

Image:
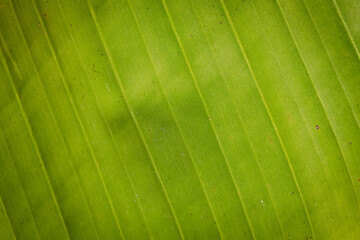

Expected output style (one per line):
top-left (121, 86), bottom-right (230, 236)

top-left (126, 0), bottom-right (224, 238)
top-left (275, 0), bottom-right (360, 208)
top-left (27, 0), bottom-right (124, 237)
top-left (217, 0), bottom-right (316, 238)
top-left (160, 0), bottom-right (256, 239)
top-left (0, 33), bottom-right (70, 239)
top-left (55, 0), bottom-right (153, 237)
top-left (8, 2), bottom-right (102, 238)
top-left (85, 1), bottom-right (184, 238)
top-left (301, 0), bottom-right (360, 129)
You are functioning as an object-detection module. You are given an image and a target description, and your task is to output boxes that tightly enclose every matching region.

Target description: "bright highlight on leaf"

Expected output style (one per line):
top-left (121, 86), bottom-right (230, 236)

top-left (0, 0), bottom-right (359, 239)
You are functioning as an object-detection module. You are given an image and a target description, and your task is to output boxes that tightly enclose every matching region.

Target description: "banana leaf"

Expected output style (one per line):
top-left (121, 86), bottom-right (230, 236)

top-left (0, 0), bottom-right (360, 239)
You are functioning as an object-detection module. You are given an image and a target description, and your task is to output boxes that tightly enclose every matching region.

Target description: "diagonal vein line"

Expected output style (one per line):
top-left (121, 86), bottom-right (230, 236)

top-left (252, 1), bottom-right (348, 235)
top-left (0, 185), bottom-right (16, 238)
top-left (295, 0), bottom-right (360, 207)
top-left (8, 2), bottom-right (101, 238)
top-left (251, 1), bottom-right (358, 236)
top-left (303, 0), bottom-right (360, 127)
top-left (300, 0), bottom-right (360, 130)
top-left (0, 128), bottom-right (41, 240)
top-left (291, 0), bottom-right (360, 207)
top-left (217, 0), bottom-right (316, 238)
top-left (0, 34), bottom-right (70, 240)
top-left (188, 2), bottom-right (286, 238)
top-left (125, 1), bottom-right (223, 238)
top-left (85, 1), bottom-right (184, 239)
top-left (160, 0), bottom-right (256, 239)
top-left (54, 1), bottom-right (153, 238)
top-left (126, 0), bottom-right (221, 237)
top-left (95, 103), bottom-right (154, 239)
top-left (332, 0), bottom-right (360, 61)
top-left (26, 0), bottom-right (124, 237)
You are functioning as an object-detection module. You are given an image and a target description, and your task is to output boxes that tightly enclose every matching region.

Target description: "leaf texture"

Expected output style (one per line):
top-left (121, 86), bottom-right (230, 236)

top-left (0, 0), bottom-right (359, 239)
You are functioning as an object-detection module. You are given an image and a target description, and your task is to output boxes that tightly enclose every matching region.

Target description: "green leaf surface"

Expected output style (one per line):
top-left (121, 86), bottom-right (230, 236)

top-left (0, 0), bottom-right (359, 239)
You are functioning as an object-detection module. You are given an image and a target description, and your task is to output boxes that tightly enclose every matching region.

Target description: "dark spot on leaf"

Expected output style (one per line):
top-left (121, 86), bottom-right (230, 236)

top-left (315, 125), bottom-right (319, 130)
top-left (220, 21), bottom-right (222, 24)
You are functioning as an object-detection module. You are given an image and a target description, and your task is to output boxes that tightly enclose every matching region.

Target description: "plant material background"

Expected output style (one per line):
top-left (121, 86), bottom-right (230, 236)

top-left (0, 0), bottom-right (360, 239)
